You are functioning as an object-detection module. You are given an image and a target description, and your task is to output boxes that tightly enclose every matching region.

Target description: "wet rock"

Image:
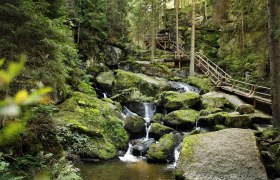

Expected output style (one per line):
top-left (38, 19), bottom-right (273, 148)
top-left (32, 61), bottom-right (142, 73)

top-left (131, 138), bottom-right (156, 156)
top-left (237, 104), bottom-right (255, 114)
top-left (96, 71), bottom-right (115, 90)
top-left (147, 133), bottom-right (182, 163)
top-left (127, 102), bottom-right (155, 117)
top-left (157, 91), bottom-right (200, 110)
top-left (176, 129), bottom-right (268, 180)
top-left (149, 123), bottom-right (174, 140)
top-left (163, 109), bottom-right (199, 130)
top-left (199, 108), bottom-right (222, 116)
top-left (253, 124), bottom-right (273, 132)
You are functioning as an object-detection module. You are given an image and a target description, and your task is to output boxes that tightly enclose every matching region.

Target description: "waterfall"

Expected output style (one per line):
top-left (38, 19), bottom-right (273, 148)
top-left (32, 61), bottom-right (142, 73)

top-left (195, 117), bottom-right (200, 130)
top-left (119, 143), bottom-right (142, 162)
top-left (143, 103), bottom-right (156, 140)
top-left (120, 103), bottom-right (156, 162)
top-left (167, 143), bottom-right (182, 169)
top-left (103, 93), bottom-right (107, 98)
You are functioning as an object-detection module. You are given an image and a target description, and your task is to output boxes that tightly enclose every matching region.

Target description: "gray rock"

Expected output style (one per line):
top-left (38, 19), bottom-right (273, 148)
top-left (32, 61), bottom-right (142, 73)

top-left (105, 45), bottom-right (123, 66)
top-left (237, 104), bottom-right (255, 114)
top-left (176, 128), bottom-right (268, 180)
top-left (96, 71), bottom-right (115, 90)
top-left (131, 138), bottom-right (156, 156)
top-left (124, 115), bottom-right (145, 134)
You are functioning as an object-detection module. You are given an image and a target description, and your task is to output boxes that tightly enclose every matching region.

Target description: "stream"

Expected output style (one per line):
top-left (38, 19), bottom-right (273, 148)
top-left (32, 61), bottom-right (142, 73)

top-left (78, 81), bottom-right (199, 180)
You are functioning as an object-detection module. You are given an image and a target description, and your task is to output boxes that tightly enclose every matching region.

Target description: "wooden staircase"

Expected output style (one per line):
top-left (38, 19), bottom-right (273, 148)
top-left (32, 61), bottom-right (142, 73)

top-left (144, 34), bottom-right (272, 105)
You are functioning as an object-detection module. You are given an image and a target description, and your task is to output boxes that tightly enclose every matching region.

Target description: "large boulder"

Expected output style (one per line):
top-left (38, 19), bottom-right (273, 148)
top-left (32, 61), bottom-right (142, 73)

top-left (96, 71), bottom-right (115, 90)
top-left (237, 104), bottom-right (255, 114)
top-left (176, 129), bottom-right (268, 180)
top-left (124, 115), bottom-right (146, 135)
top-left (201, 92), bottom-right (231, 109)
top-left (111, 88), bottom-right (154, 104)
top-left (113, 70), bottom-right (170, 97)
top-left (186, 75), bottom-right (214, 94)
top-left (149, 123), bottom-right (174, 140)
top-left (128, 102), bottom-right (156, 117)
top-left (104, 45), bottom-right (123, 66)
top-left (163, 109), bottom-right (199, 130)
top-left (54, 92), bottom-right (128, 160)
top-left (198, 112), bottom-right (251, 128)
top-left (157, 91), bottom-right (200, 110)
top-left (147, 133), bottom-right (182, 163)
top-left (78, 81), bottom-right (96, 96)
top-left (118, 61), bottom-right (172, 78)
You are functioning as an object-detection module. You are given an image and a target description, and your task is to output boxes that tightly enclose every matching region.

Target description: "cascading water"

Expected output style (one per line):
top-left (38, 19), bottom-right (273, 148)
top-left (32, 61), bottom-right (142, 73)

top-left (167, 143), bottom-right (182, 169)
top-left (119, 103), bottom-right (156, 162)
top-left (169, 81), bottom-right (200, 93)
top-left (103, 93), bottom-right (107, 98)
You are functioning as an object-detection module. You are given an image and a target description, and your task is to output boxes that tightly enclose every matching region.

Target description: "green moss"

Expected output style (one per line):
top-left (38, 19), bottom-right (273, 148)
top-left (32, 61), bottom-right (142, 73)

top-left (111, 88), bottom-right (154, 104)
top-left (96, 71), bottom-right (115, 89)
top-left (262, 128), bottom-right (279, 139)
top-left (163, 109), bottom-right (199, 129)
top-left (78, 81), bottom-right (96, 96)
top-left (200, 108), bottom-right (223, 116)
top-left (147, 133), bottom-right (180, 163)
top-left (114, 70), bottom-right (170, 97)
top-left (214, 125), bottom-right (227, 131)
top-left (124, 116), bottom-right (145, 133)
top-left (225, 114), bottom-right (251, 128)
top-left (149, 123), bottom-right (173, 140)
top-left (158, 91), bottom-right (200, 110)
top-left (151, 113), bottom-right (163, 123)
top-left (186, 75), bottom-right (214, 94)
top-left (202, 96), bottom-right (230, 109)
top-left (55, 92), bottom-right (128, 160)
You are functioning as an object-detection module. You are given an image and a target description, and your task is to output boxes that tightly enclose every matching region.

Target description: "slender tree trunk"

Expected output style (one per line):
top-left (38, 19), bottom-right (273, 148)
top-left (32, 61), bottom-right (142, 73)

top-left (204, 0), bottom-right (207, 21)
top-left (151, 0), bottom-right (155, 61)
top-left (77, 0), bottom-right (82, 44)
top-left (175, 0), bottom-right (180, 60)
top-left (190, 0), bottom-right (196, 76)
top-left (268, 0), bottom-right (280, 129)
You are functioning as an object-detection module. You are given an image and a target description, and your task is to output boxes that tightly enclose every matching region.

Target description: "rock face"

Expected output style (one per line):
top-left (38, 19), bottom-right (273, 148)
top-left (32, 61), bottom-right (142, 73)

top-left (55, 92), bottom-right (128, 160)
top-left (176, 128), bottom-right (268, 180)
top-left (147, 133), bottom-right (182, 163)
top-left (163, 109), bottom-right (199, 130)
top-left (157, 91), bottom-right (200, 110)
top-left (186, 75), bottom-right (214, 94)
top-left (96, 71), bottom-right (115, 90)
top-left (114, 70), bottom-right (170, 96)
top-left (149, 123), bottom-right (174, 140)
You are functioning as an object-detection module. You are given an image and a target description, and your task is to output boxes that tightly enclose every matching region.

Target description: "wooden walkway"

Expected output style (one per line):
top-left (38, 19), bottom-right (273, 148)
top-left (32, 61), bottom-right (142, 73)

top-left (144, 34), bottom-right (272, 105)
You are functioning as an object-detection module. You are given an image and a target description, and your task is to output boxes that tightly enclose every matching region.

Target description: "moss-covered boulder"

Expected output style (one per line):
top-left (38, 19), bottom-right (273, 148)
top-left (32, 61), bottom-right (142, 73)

top-left (124, 115), bottom-right (146, 134)
top-left (201, 92), bottom-right (231, 109)
top-left (55, 92), bottom-right (128, 160)
top-left (249, 111), bottom-right (272, 124)
top-left (157, 91), bottom-right (200, 110)
top-left (113, 70), bottom-right (170, 97)
top-left (151, 113), bottom-right (164, 123)
top-left (176, 129), bottom-right (268, 180)
top-left (163, 109), bottom-right (199, 130)
top-left (111, 88), bottom-right (154, 104)
top-left (96, 71), bottom-right (115, 90)
top-left (237, 104), bottom-right (255, 114)
top-left (186, 75), bottom-right (214, 94)
top-left (149, 123), bottom-right (174, 140)
top-left (225, 113), bottom-right (251, 128)
top-left (147, 133), bottom-right (181, 163)
top-left (198, 112), bottom-right (251, 128)
top-left (199, 108), bottom-right (223, 116)
top-left (78, 81), bottom-right (96, 96)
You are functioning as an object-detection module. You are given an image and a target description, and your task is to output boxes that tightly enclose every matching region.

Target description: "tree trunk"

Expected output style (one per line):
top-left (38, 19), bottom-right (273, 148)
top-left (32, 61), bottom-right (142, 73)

top-left (151, 0), bottom-right (155, 62)
top-left (268, 0), bottom-right (280, 128)
top-left (175, 0), bottom-right (180, 62)
top-left (190, 0), bottom-right (196, 76)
